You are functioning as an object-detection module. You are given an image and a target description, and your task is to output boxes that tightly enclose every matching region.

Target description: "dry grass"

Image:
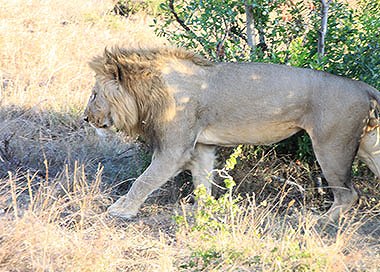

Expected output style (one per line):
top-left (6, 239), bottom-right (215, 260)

top-left (0, 165), bottom-right (176, 271)
top-left (0, 0), bottom-right (379, 271)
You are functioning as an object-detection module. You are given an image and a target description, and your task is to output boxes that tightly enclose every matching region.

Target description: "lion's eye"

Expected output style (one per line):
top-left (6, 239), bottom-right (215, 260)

top-left (91, 93), bottom-right (97, 101)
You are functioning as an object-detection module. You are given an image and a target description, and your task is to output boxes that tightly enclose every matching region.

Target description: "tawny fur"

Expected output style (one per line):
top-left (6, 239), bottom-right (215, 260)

top-left (84, 46), bottom-right (380, 222)
top-left (87, 47), bottom-right (212, 148)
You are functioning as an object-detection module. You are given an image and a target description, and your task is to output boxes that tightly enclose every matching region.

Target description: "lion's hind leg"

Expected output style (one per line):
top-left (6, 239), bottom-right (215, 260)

top-left (310, 133), bottom-right (360, 222)
top-left (187, 144), bottom-right (216, 195)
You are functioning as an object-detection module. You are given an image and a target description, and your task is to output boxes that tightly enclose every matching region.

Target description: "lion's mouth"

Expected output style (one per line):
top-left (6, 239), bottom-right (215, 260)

top-left (100, 123), bottom-right (110, 129)
top-left (86, 119), bottom-right (113, 130)
top-left (97, 120), bottom-right (112, 129)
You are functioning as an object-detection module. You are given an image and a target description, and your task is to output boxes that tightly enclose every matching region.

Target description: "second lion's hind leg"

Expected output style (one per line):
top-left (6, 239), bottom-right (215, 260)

top-left (358, 127), bottom-right (380, 178)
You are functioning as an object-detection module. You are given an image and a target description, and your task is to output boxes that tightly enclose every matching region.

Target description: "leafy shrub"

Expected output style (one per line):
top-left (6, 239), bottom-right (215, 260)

top-left (155, 0), bottom-right (247, 61)
top-left (175, 146), bottom-right (249, 270)
top-left (289, 0), bottom-right (380, 90)
top-left (174, 146), bottom-right (243, 235)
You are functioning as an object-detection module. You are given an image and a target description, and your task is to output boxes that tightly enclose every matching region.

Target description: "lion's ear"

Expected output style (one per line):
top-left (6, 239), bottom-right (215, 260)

top-left (108, 62), bottom-right (123, 83)
top-left (115, 63), bottom-right (124, 83)
top-left (104, 48), bottom-right (124, 83)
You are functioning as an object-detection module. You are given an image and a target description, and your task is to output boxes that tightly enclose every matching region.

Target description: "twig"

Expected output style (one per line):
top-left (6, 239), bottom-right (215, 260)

top-left (168, 0), bottom-right (213, 56)
top-left (216, 17), bottom-right (231, 60)
top-left (273, 175), bottom-right (305, 193)
top-left (168, 0), bottom-right (193, 33)
top-left (318, 0), bottom-right (332, 58)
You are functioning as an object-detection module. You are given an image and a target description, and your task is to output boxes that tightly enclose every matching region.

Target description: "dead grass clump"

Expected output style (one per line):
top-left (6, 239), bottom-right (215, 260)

top-left (0, 211), bottom-right (175, 271)
top-left (0, 164), bottom-right (175, 272)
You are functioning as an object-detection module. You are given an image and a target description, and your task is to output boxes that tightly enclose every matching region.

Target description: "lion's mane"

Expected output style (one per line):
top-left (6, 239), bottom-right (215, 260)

top-left (89, 47), bottom-right (212, 148)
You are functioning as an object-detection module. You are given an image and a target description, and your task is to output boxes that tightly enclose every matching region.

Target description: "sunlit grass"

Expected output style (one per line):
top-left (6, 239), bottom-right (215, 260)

top-left (0, 165), bottom-right (174, 271)
top-left (0, 0), bottom-right (163, 111)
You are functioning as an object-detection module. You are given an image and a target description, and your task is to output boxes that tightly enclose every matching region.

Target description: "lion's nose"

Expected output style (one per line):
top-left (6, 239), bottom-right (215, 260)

top-left (83, 116), bottom-right (89, 122)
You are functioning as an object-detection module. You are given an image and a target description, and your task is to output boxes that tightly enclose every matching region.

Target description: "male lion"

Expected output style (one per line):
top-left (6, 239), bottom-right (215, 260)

top-left (84, 47), bottom-right (380, 221)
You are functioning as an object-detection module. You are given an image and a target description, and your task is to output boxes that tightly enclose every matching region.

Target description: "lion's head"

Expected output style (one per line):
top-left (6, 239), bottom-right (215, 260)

top-left (84, 47), bottom-right (209, 148)
top-left (83, 73), bottom-right (139, 132)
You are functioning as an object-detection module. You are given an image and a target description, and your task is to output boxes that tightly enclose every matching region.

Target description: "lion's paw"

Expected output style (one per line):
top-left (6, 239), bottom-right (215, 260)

top-left (107, 203), bottom-right (138, 220)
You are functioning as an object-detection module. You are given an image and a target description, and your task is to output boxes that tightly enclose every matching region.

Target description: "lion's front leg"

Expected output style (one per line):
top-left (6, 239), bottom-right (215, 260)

top-left (108, 149), bottom-right (192, 219)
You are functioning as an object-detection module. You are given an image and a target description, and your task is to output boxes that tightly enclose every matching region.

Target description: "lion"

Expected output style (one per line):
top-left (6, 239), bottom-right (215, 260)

top-left (83, 46), bottom-right (380, 221)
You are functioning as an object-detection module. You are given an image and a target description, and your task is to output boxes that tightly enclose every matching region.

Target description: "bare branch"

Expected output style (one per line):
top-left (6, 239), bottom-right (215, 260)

top-left (244, 1), bottom-right (256, 53)
top-left (216, 17), bottom-right (231, 60)
top-left (257, 27), bottom-right (267, 52)
top-left (168, 0), bottom-right (193, 33)
top-left (168, 0), bottom-right (212, 56)
top-left (318, 0), bottom-right (332, 57)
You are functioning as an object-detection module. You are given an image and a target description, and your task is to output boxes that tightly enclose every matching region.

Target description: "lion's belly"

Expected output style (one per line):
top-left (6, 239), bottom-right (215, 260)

top-left (197, 123), bottom-right (301, 146)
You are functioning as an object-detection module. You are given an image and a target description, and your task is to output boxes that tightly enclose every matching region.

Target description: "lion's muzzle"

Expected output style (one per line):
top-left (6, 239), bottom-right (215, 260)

top-left (83, 109), bottom-right (113, 129)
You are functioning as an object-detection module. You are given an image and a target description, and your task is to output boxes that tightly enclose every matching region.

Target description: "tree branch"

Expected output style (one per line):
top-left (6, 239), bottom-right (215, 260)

top-left (168, 0), bottom-right (213, 56)
top-left (244, 1), bottom-right (256, 54)
top-left (318, 0), bottom-right (331, 58)
top-left (168, 0), bottom-right (193, 33)
top-left (216, 17), bottom-right (231, 60)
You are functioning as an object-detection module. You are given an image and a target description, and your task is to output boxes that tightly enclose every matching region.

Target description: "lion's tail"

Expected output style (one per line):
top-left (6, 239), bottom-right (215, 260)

top-left (365, 85), bottom-right (380, 128)
top-left (367, 86), bottom-right (380, 111)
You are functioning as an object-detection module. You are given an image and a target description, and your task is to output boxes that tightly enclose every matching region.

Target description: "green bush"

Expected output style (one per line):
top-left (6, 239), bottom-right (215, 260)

top-left (289, 0), bottom-right (380, 89)
top-left (155, 0), bottom-right (247, 61)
